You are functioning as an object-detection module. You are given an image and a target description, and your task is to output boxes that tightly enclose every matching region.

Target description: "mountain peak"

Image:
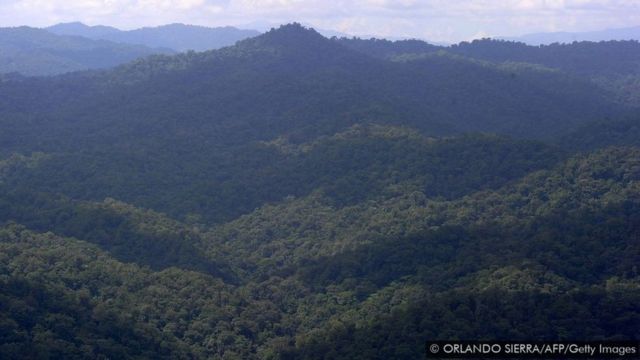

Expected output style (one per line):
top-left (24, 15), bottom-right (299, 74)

top-left (234, 22), bottom-right (365, 65)
top-left (260, 22), bottom-right (326, 44)
top-left (272, 22), bottom-right (310, 32)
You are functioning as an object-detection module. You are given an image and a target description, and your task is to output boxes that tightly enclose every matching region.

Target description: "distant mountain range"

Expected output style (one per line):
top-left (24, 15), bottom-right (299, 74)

top-left (46, 22), bottom-right (261, 52)
top-left (500, 25), bottom-right (640, 45)
top-left (0, 26), bottom-right (171, 76)
top-left (2, 22), bottom-right (640, 78)
top-left (0, 23), bottom-right (262, 76)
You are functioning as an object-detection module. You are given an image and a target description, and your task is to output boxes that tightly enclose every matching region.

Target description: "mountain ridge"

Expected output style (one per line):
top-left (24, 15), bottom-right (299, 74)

top-left (500, 25), bottom-right (640, 45)
top-left (46, 21), bottom-right (261, 52)
top-left (0, 26), bottom-right (172, 76)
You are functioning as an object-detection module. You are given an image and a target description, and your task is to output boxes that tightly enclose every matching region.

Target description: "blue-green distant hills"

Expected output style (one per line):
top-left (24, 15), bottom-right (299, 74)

top-left (0, 23), bottom-right (261, 76)
top-left (47, 22), bottom-right (261, 52)
top-left (0, 26), bottom-right (171, 76)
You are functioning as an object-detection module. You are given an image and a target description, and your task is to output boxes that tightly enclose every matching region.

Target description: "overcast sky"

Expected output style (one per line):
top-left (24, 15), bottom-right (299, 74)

top-left (0, 0), bottom-right (638, 43)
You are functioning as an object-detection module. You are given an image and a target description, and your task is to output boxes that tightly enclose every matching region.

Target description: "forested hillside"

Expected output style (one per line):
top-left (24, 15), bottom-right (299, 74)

top-left (0, 26), bottom-right (171, 76)
top-left (0, 25), bottom-right (626, 223)
top-left (338, 36), bottom-right (640, 78)
top-left (0, 23), bottom-right (639, 359)
top-left (1, 146), bottom-right (639, 359)
top-left (338, 37), bottom-right (640, 105)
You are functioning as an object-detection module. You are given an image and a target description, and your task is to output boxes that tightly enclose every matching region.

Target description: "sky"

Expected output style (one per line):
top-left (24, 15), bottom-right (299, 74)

top-left (0, 0), bottom-right (639, 43)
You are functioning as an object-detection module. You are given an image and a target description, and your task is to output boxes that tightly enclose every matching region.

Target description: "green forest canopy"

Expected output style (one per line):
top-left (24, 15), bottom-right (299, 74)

top-left (0, 24), bottom-right (639, 359)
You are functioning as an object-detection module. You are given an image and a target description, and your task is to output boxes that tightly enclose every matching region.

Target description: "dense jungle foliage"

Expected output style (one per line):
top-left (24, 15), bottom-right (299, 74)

top-left (0, 24), bottom-right (639, 359)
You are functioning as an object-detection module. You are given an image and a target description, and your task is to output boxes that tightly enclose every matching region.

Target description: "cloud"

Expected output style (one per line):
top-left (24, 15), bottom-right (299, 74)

top-left (0, 0), bottom-right (637, 42)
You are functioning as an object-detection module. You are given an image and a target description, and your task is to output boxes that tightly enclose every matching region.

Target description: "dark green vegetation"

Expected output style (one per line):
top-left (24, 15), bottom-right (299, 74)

top-left (338, 37), bottom-right (640, 106)
top-left (0, 24), bottom-right (639, 359)
top-left (47, 22), bottom-right (261, 52)
top-left (338, 36), bottom-right (640, 78)
top-left (0, 26), bottom-right (171, 76)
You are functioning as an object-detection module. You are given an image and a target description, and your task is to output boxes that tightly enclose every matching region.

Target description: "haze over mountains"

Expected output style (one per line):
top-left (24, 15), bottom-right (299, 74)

top-left (0, 22), bottom-right (260, 75)
top-left (0, 23), bottom-right (639, 359)
top-left (47, 22), bottom-right (261, 52)
top-left (2, 20), bottom-right (639, 78)
top-left (501, 25), bottom-right (640, 45)
top-left (0, 26), bottom-right (171, 76)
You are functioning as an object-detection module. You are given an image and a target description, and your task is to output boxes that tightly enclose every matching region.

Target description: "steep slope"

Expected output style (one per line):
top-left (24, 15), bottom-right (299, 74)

top-left (1, 25), bottom-right (619, 146)
top-left (0, 26), bottom-right (171, 76)
top-left (2, 24), bottom-right (621, 144)
top-left (47, 22), bottom-right (261, 52)
top-left (0, 225), bottom-right (231, 359)
top-left (0, 24), bottom-right (624, 224)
